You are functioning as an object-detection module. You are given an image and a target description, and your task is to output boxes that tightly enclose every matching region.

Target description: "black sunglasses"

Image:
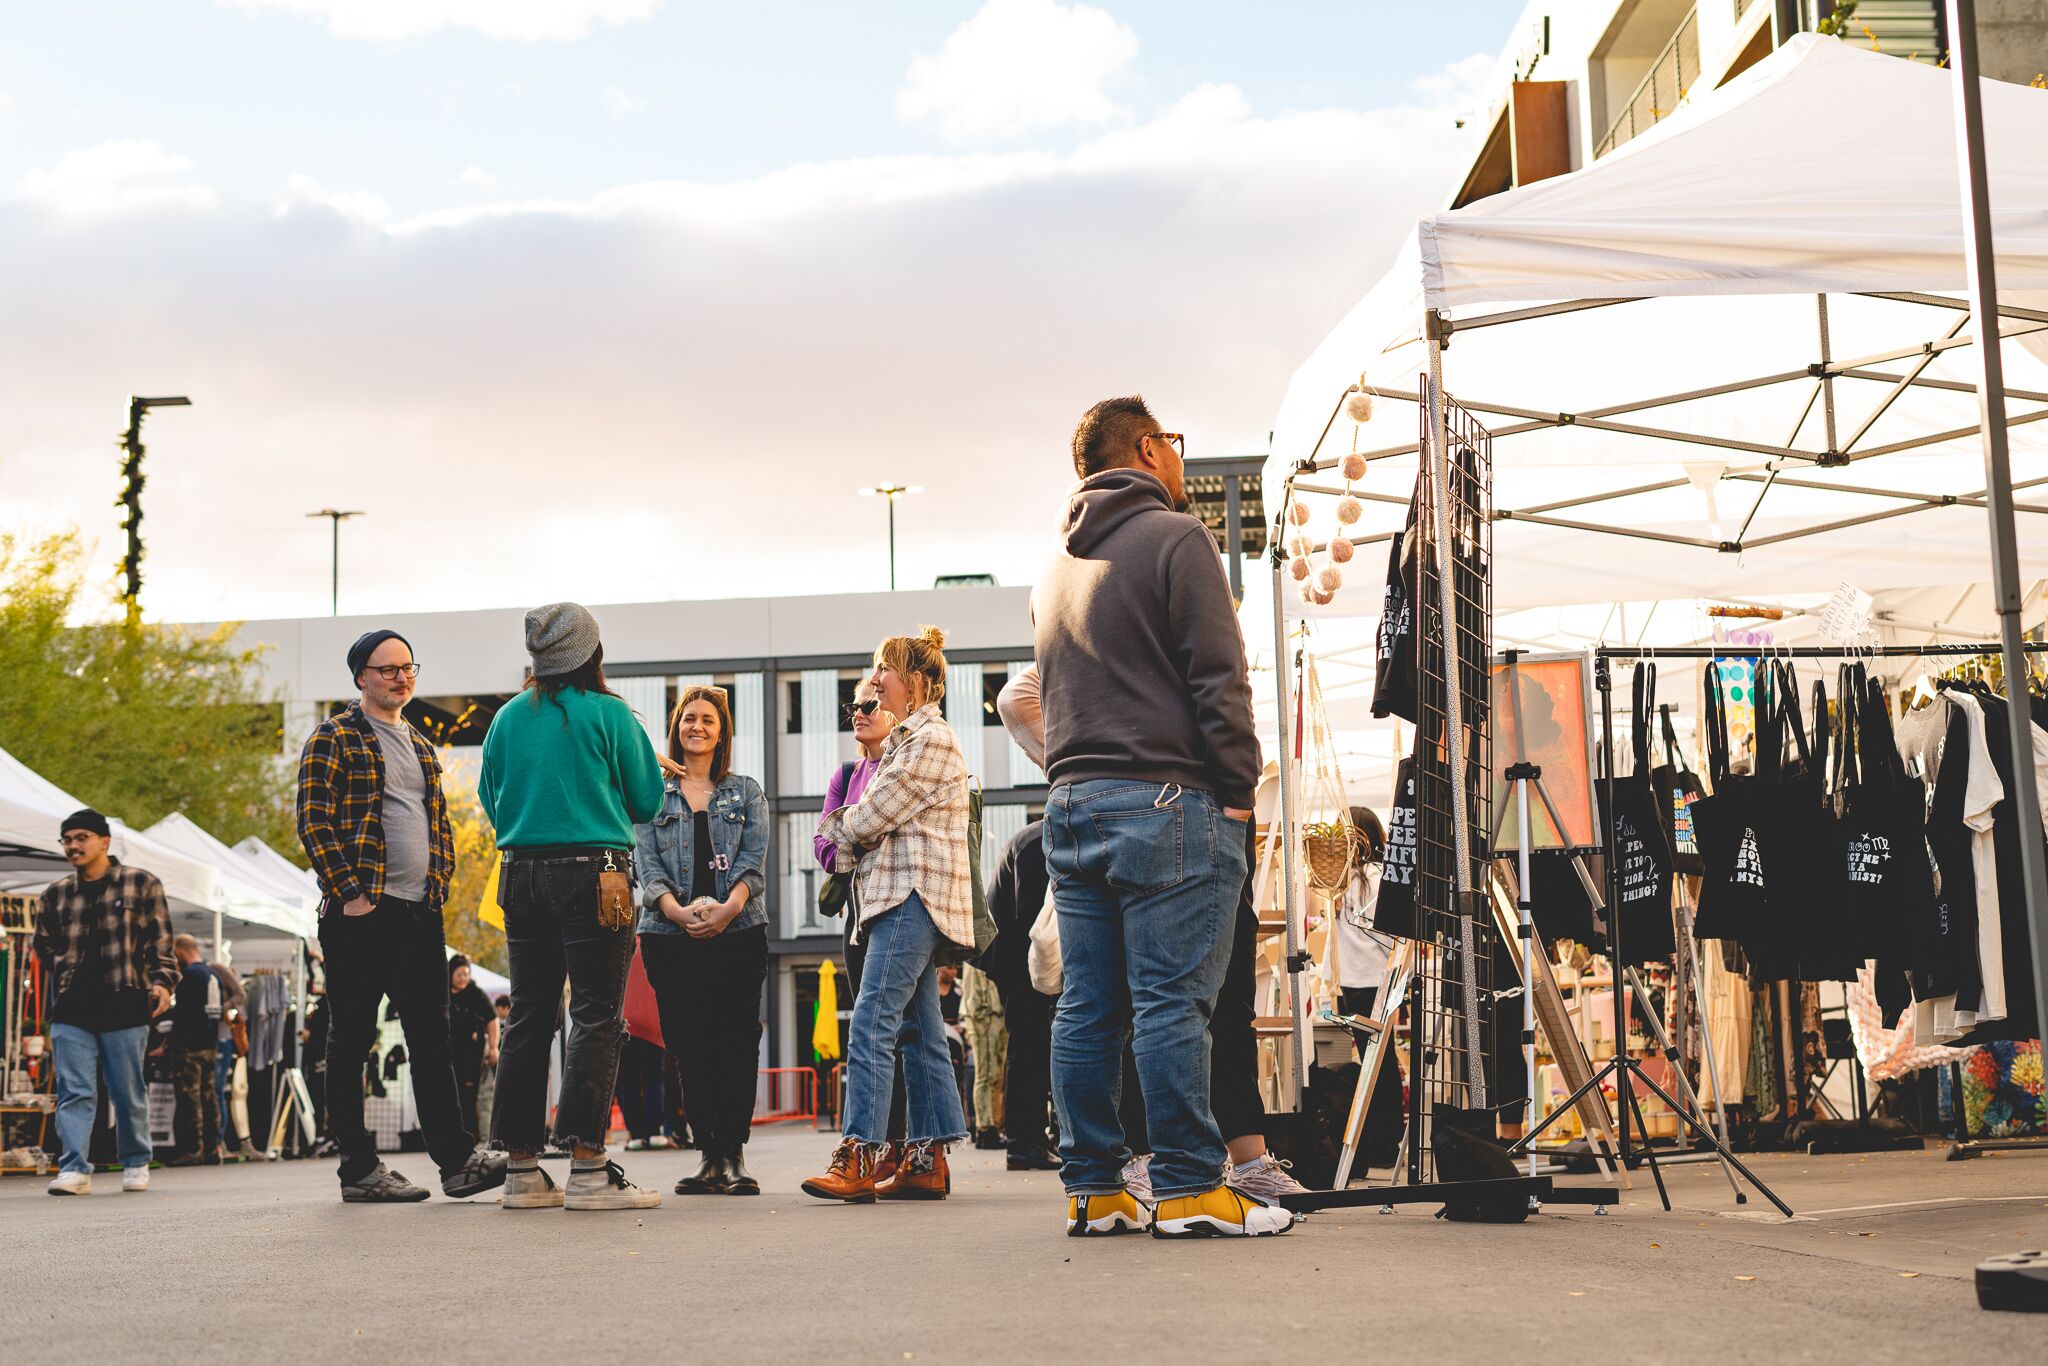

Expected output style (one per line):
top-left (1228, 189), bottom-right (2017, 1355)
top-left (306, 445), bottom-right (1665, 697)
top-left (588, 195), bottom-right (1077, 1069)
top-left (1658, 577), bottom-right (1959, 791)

top-left (843, 699), bottom-right (881, 720)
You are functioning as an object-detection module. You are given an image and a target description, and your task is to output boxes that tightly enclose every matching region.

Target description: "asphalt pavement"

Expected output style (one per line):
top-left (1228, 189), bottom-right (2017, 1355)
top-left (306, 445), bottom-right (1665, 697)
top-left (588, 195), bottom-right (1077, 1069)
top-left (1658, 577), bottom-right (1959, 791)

top-left (7, 1127), bottom-right (2047, 1363)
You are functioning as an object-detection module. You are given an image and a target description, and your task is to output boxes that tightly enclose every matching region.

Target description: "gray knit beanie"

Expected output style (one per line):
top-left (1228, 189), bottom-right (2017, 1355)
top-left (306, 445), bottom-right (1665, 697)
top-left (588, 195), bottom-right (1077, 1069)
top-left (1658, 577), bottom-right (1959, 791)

top-left (524, 602), bottom-right (601, 677)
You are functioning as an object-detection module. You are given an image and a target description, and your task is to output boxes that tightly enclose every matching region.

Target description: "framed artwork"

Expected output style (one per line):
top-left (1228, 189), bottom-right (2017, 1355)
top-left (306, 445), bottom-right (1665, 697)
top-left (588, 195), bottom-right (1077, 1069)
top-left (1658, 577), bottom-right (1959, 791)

top-left (1490, 651), bottom-right (1599, 852)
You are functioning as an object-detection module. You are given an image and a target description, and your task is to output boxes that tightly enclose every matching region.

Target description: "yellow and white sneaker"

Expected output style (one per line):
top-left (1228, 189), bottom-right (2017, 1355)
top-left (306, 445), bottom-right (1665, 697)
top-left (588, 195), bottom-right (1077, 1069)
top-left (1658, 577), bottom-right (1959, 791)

top-left (1065, 1189), bottom-right (1153, 1237)
top-left (1151, 1184), bottom-right (1297, 1238)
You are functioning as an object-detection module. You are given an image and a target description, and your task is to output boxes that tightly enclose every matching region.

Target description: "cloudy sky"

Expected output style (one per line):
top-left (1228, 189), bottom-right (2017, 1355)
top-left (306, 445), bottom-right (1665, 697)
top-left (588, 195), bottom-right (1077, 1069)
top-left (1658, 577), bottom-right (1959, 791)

top-left (0, 0), bottom-right (1519, 622)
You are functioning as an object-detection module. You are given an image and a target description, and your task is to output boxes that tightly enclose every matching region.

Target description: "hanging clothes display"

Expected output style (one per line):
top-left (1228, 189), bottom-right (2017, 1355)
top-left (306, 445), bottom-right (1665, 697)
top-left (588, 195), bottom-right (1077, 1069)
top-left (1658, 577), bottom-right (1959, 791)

top-left (1605, 662), bottom-right (1675, 963)
top-left (1895, 693), bottom-right (1994, 1041)
top-left (1369, 473), bottom-right (1421, 723)
top-left (1692, 660), bottom-right (1774, 949)
top-left (1652, 704), bottom-right (1706, 877)
top-left (1376, 754), bottom-right (1420, 941)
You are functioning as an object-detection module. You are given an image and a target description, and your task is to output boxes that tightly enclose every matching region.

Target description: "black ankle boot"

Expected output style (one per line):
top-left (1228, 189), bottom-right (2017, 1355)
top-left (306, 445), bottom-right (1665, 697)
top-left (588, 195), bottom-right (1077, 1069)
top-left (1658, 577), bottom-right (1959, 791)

top-left (675, 1152), bottom-right (731, 1195)
top-left (725, 1149), bottom-right (760, 1195)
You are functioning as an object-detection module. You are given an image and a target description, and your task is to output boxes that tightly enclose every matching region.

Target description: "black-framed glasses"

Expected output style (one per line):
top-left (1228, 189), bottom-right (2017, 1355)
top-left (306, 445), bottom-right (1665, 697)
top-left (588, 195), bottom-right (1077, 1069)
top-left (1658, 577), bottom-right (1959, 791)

top-left (843, 699), bottom-right (880, 720)
top-left (370, 663), bottom-right (420, 681)
top-left (1141, 431), bottom-right (1185, 459)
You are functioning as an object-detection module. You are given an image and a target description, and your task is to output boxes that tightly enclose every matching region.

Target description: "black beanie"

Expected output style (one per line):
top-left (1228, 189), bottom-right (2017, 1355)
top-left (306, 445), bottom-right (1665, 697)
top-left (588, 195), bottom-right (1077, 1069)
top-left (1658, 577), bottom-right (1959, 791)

top-left (61, 808), bottom-right (111, 839)
top-left (347, 629), bottom-right (412, 682)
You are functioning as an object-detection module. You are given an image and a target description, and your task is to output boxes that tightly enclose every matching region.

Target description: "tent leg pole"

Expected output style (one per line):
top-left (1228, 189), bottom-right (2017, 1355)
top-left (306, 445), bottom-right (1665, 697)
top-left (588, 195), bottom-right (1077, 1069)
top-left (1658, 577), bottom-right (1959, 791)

top-left (1817, 294), bottom-right (1839, 460)
top-left (1272, 531), bottom-right (1312, 1106)
top-left (1948, 0), bottom-right (2048, 1057)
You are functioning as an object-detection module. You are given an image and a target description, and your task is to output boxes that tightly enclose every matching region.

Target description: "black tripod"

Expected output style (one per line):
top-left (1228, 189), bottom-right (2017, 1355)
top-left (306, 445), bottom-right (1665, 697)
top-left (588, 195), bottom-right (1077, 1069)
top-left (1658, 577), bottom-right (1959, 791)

top-left (1508, 654), bottom-right (1793, 1218)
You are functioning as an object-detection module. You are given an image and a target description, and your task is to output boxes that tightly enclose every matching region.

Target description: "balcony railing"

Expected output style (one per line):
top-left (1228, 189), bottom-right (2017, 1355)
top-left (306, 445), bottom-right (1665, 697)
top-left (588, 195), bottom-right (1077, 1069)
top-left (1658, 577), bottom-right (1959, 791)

top-left (1595, 7), bottom-right (1700, 158)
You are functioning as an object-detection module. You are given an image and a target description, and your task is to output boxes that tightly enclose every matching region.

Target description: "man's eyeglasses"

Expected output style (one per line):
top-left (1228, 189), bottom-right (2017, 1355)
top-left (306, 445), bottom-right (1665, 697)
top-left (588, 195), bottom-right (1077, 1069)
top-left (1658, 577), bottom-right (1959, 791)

top-left (843, 699), bottom-right (880, 720)
top-left (1141, 431), bottom-right (1185, 459)
top-left (369, 664), bottom-right (421, 681)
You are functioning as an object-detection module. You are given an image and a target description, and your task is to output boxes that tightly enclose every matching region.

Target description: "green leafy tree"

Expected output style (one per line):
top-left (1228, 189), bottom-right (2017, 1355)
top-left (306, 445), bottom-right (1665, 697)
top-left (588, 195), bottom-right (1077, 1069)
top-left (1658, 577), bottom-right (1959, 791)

top-left (0, 531), bottom-right (297, 857)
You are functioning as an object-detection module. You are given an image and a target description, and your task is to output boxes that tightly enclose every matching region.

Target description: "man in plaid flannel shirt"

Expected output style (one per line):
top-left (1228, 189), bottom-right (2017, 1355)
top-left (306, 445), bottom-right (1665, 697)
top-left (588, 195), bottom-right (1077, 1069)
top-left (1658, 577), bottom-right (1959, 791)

top-left (295, 628), bottom-right (504, 1204)
top-left (34, 807), bottom-right (177, 1195)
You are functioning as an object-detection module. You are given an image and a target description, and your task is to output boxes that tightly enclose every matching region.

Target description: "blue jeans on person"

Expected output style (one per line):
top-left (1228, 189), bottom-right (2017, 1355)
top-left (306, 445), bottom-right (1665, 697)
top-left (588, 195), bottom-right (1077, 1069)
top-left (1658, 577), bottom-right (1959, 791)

top-left (1046, 780), bottom-right (1246, 1199)
top-left (842, 893), bottom-right (967, 1146)
top-left (49, 1023), bottom-right (153, 1174)
top-left (214, 1047), bottom-right (238, 1146)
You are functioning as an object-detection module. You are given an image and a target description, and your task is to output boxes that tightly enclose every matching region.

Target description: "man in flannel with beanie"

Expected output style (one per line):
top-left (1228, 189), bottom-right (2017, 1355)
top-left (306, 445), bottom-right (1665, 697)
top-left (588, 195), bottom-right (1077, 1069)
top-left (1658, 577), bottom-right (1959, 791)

top-left (34, 808), bottom-right (178, 1195)
top-left (296, 628), bottom-right (506, 1203)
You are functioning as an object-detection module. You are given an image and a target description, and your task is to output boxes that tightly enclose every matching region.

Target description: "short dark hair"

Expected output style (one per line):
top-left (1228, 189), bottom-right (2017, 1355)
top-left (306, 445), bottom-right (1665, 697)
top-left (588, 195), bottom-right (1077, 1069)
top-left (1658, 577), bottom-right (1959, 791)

top-left (493, 995), bottom-right (510, 1008)
top-left (1071, 395), bottom-right (1155, 478)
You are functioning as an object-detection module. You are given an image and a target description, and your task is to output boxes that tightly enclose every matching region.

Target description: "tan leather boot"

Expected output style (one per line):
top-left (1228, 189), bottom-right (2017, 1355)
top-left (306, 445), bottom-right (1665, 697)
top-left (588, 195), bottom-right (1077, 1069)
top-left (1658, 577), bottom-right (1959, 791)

top-left (800, 1139), bottom-right (877, 1203)
top-left (876, 1142), bottom-right (951, 1200)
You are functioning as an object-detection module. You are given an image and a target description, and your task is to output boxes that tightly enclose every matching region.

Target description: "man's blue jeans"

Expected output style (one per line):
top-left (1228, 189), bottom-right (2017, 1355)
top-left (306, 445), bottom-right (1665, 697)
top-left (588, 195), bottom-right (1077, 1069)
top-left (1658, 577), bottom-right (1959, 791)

top-left (50, 1023), bottom-right (153, 1173)
top-left (214, 1048), bottom-right (238, 1145)
top-left (1046, 781), bottom-right (1246, 1199)
top-left (842, 894), bottom-right (967, 1146)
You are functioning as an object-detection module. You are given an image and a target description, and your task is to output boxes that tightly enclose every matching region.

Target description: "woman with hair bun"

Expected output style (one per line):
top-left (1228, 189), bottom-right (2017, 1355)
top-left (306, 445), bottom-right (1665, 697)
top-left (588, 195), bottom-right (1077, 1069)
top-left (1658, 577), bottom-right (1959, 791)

top-left (802, 626), bottom-right (975, 1204)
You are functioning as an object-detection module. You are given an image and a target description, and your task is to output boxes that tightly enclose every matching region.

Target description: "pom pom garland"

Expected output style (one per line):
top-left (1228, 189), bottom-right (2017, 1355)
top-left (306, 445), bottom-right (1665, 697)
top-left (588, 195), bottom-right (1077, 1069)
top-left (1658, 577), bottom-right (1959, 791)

top-left (1344, 390), bottom-right (1375, 423)
top-left (1335, 497), bottom-right (1363, 525)
top-left (1329, 536), bottom-right (1354, 564)
top-left (1316, 566), bottom-right (1343, 594)
top-left (1288, 501), bottom-right (1311, 526)
top-left (1340, 453), bottom-right (1367, 482)
top-left (1310, 586), bottom-right (1336, 606)
top-left (1289, 557), bottom-right (1311, 581)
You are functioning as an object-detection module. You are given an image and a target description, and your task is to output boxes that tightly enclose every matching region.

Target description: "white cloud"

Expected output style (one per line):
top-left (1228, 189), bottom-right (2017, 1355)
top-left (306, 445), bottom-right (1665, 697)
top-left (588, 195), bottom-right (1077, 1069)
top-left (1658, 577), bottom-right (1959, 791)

top-left (276, 173), bottom-right (391, 224)
top-left (0, 88), bottom-right (1465, 622)
top-left (0, 93), bottom-right (13, 135)
top-left (456, 165), bottom-right (497, 189)
top-left (20, 140), bottom-right (216, 219)
top-left (218, 0), bottom-right (660, 43)
top-left (601, 84), bottom-right (641, 118)
top-left (1412, 52), bottom-right (1496, 109)
top-left (898, 0), bottom-right (1138, 143)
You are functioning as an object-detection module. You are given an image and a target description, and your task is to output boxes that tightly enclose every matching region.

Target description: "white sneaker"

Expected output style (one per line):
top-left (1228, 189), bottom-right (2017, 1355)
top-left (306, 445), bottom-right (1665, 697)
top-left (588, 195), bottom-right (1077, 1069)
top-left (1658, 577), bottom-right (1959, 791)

top-left (1225, 1153), bottom-right (1309, 1205)
top-left (565, 1161), bottom-right (661, 1211)
top-left (502, 1164), bottom-right (565, 1209)
top-left (122, 1166), bottom-right (151, 1193)
top-left (649, 1135), bottom-right (671, 1150)
top-left (47, 1170), bottom-right (92, 1196)
top-left (1121, 1154), bottom-right (1154, 1206)
top-left (624, 1138), bottom-right (648, 1151)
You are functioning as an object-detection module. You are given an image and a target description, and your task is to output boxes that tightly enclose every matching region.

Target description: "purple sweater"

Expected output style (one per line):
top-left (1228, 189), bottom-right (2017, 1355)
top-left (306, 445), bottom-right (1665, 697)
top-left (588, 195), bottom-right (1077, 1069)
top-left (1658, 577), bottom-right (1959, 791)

top-left (813, 757), bottom-right (880, 872)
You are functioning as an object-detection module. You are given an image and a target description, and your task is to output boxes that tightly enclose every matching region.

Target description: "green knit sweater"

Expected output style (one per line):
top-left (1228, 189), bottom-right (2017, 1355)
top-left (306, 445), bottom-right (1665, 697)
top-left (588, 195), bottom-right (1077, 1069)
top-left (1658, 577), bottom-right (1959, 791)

top-left (479, 686), bottom-right (664, 850)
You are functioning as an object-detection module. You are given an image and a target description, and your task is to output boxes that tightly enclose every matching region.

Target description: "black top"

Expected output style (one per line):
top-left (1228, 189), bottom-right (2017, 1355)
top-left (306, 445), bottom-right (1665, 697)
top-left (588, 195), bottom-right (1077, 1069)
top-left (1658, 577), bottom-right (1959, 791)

top-left (938, 980), bottom-right (961, 1026)
top-left (690, 809), bottom-right (716, 902)
top-left (448, 981), bottom-right (496, 1076)
top-left (170, 961), bottom-right (218, 1050)
top-left (50, 877), bottom-right (149, 1034)
top-left (982, 821), bottom-right (1048, 993)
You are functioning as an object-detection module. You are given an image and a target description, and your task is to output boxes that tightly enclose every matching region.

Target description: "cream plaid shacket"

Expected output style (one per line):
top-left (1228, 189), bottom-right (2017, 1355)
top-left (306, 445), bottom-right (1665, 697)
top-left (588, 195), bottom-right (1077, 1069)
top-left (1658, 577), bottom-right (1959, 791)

top-left (819, 703), bottom-right (974, 948)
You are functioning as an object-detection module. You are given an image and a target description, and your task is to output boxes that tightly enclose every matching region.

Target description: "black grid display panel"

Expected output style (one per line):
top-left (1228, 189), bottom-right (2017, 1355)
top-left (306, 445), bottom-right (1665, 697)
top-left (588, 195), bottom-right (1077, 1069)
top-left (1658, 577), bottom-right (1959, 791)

top-left (1406, 384), bottom-right (1497, 1183)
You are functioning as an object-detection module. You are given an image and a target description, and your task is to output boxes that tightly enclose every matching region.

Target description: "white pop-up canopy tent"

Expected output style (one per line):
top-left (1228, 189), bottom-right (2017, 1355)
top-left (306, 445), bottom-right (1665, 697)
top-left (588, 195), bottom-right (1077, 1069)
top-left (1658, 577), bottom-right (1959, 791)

top-left (1263, 34), bottom-right (2048, 621)
top-left (234, 836), bottom-right (320, 903)
top-left (146, 813), bottom-right (318, 941)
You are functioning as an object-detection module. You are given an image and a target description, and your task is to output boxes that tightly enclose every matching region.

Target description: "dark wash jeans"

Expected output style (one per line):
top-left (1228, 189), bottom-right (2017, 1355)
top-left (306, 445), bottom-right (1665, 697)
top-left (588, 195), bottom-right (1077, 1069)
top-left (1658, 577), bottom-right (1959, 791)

top-left (490, 851), bottom-right (634, 1154)
top-left (640, 923), bottom-right (767, 1157)
top-left (320, 896), bottom-right (475, 1185)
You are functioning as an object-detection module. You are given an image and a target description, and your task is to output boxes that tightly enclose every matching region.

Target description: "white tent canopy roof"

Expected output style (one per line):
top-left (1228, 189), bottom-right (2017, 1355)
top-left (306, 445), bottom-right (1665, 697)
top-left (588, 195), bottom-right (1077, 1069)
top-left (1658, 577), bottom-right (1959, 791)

top-left (146, 813), bottom-right (318, 941)
top-left (1264, 35), bottom-right (2048, 622)
top-left (0, 744), bottom-right (223, 916)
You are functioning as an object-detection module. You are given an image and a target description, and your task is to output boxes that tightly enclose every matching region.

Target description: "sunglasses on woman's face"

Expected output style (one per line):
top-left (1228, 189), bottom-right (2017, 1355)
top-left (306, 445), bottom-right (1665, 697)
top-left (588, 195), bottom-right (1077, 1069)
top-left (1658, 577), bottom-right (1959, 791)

top-left (843, 699), bottom-right (881, 720)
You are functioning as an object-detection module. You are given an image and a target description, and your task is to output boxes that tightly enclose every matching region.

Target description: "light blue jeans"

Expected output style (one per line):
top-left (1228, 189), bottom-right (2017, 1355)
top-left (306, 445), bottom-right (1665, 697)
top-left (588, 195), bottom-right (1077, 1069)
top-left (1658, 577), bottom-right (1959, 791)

top-left (214, 1047), bottom-right (238, 1145)
top-left (842, 894), bottom-right (967, 1146)
top-left (1046, 781), bottom-right (1246, 1199)
top-left (50, 1023), bottom-right (153, 1173)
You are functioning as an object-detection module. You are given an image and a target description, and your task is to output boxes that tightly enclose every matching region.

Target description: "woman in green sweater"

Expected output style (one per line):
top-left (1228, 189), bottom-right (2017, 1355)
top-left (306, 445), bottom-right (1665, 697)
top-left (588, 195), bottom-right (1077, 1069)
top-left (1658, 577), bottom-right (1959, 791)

top-left (480, 603), bottom-right (665, 1212)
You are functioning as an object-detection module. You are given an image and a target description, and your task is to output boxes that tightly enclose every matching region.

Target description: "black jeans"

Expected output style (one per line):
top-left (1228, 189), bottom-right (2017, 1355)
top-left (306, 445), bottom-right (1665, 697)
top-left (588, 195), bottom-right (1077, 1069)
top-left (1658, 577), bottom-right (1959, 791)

top-left (490, 853), bottom-right (634, 1154)
top-left (996, 977), bottom-right (1056, 1154)
top-left (320, 897), bottom-right (475, 1185)
top-left (1338, 987), bottom-right (1408, 1165)
top-left (641, 925), bottom-right (767, 1157)
top-left (615, 1034), bottom-right (667, 1143)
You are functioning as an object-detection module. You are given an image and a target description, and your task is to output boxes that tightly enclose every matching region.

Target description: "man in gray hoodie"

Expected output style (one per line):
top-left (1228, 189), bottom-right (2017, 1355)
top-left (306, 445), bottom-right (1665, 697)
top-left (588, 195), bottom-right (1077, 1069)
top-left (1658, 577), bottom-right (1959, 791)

top-left (1033, 395), bottom-right (1290, 1239)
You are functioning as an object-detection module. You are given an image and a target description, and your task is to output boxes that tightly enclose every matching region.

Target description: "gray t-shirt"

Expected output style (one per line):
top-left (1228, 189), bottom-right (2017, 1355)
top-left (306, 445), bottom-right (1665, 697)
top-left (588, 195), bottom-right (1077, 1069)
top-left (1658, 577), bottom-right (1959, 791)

top-left (367, 714), bottom-right (430, 902)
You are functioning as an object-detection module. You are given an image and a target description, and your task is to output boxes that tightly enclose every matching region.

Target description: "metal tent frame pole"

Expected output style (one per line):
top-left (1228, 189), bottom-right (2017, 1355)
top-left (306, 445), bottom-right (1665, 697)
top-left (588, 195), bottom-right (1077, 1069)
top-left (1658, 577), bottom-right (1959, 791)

top-left (1270, 508), bottom-right (1313, 1099)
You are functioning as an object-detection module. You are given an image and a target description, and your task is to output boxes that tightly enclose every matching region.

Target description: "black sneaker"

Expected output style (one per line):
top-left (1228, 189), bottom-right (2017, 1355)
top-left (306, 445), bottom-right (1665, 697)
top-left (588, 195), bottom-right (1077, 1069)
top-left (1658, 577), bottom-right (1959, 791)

top-left (1007, 1148), bottom-right (1062, 1171)
top-left (441, 1149), bottom-right (510, 1199)
top-left (340, 1164), bottom-right (431, 1203)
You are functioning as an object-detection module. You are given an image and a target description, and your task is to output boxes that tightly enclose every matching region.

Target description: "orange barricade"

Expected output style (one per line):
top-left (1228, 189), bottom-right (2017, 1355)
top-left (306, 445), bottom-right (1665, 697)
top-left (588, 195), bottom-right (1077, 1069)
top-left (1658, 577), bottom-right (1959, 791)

top-left (755, 1068), bottom-right (817, 1124)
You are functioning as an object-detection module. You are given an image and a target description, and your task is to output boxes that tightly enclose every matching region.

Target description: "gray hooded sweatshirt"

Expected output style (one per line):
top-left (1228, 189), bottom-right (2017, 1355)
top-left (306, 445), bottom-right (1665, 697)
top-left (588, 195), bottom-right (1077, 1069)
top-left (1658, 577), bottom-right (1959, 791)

top-left (1031, 467), bottom-right (1261, 810)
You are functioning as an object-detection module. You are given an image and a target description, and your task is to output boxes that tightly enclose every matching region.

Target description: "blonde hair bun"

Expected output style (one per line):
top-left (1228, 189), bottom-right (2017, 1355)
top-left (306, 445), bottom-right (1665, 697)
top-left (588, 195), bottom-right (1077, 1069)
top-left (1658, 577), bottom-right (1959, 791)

top-left (917, 625), bottom-right (948, 651)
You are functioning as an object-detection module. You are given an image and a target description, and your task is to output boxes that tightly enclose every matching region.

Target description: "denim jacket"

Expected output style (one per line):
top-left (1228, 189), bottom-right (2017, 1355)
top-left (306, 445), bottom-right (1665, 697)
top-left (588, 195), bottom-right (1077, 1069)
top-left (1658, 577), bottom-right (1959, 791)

top-left (634, 773), bottom-right (769, 934)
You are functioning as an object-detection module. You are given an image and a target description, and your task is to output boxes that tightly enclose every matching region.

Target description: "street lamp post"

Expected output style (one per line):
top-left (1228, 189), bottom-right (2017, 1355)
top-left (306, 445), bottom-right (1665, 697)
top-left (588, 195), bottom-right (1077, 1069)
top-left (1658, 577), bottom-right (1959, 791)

top-left (858, 483), bottom-right (922, 591)
top-left (117, 394), bottom-right (191, 626)
top-left (306, 509), bottom-right (366, 616)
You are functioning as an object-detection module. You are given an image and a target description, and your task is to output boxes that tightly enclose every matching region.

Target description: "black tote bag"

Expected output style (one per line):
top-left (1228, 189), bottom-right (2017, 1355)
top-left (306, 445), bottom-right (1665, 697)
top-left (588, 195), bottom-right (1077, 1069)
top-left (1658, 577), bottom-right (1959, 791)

top-left (1827, 663), bottom-right (1891, 967)
top-left (1855, 669), bottom-right (1935, 1022)
top-left (1691, 660), bottom-right (1773, 945)
top-left (1375, 754), bottom-right (1421, 941)
top-left (1651, 704), bottom-right (1707, 877)
top-left (1370, 474), bottom-right (1422, 723)
top-left (1746, 662), bottom-right (1826, 982)
top-left (1606, 663), bottom-right (1676, 963)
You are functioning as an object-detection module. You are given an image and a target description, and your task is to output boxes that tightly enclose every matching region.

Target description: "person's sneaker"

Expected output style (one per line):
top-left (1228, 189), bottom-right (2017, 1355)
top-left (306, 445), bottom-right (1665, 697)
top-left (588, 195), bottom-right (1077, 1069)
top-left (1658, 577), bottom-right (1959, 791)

top-left (1151, 1184), bottom-right (1297, 1238)
top-left (564, 1161), bottom-right (661, 1210)
top-left (876, 1142), bottom-right (950, 1200)
top-left (1066, 1189), bottom-right (1153, 1236)
top-left (46, 1170), bottom-right (91, 1196)
top-left (1007, 1148), bottom-right (1061, 1172)
top-left (1121, 1154), bottom-right (1154, 1206)
top-left (502, 1163), bottom-right (565, 1209)
top-left (648, 1135), bottom-right (671, 1150)
top-left (122, 1166), bottom-right (151, 1193)
top-left (1225, 1153), bottom-right (1310, 1206)
top-left (973, 1127), bottom-right (1004, 1150)
top-left (625, 1138), bottom-right (648, 1151)
top-left (800, 1138), bottom-right (878, 1203)
top-left (340, 1164), bottom-right (431, 1203)
top-left (441, 1148), bottom-right (510, 1199)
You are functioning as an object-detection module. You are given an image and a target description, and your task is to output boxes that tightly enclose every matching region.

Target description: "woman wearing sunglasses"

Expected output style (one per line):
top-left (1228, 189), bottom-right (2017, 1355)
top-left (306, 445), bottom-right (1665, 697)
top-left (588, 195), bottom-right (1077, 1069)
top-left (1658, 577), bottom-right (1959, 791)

top-left (633, 684), bottom-right (770, 1195)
